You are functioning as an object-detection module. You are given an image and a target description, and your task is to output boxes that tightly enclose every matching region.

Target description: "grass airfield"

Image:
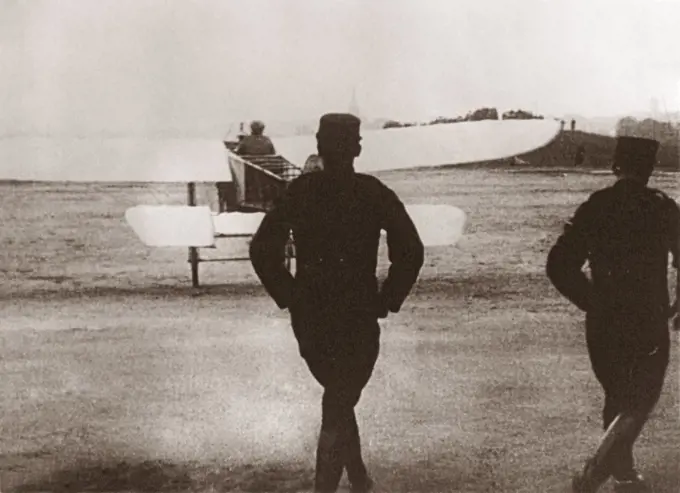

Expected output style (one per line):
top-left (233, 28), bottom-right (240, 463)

top-left (1, 167), bottom-right (678, 492)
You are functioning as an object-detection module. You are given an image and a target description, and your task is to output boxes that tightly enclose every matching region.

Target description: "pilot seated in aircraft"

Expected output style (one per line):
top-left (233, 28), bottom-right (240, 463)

top-left (547, 136), bottom-right (678, 493)
top-left (235, 120), bottom-right (276, 156)
top-left (249, 113), bottom-right (425, 493)
top-left (216, 120), bottom-right (276, 212)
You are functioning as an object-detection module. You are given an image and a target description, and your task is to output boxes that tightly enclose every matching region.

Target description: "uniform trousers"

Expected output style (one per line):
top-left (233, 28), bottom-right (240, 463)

top-left (291, 308), bottom-right (380, 492)
top-left (585, 310), bottom-right (670, 478)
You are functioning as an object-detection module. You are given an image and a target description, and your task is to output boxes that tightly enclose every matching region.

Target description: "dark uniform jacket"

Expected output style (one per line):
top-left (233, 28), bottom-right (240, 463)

top-left (249, 170), bottom-right (425, 321)
top-left (236, 135), bottom-right (276, 156)
top-left (547, 179), bottom-right (679, 327)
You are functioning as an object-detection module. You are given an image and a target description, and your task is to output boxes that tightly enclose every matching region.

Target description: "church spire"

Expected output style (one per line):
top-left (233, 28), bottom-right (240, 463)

top-left (349, 87), bottom-right (361, 118)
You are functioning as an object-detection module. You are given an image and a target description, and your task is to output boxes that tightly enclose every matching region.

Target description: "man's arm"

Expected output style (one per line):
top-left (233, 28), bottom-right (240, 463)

top-left (378, 186), bottom-right (425, 315)
top-left (665, 197), bottom-right (679, 324)
top-left (546, 200), bottom-right (596, 312)
top-left (249, 195), bottom-right (296, 309)
top-left (667, 197), bottom-right (680, 269)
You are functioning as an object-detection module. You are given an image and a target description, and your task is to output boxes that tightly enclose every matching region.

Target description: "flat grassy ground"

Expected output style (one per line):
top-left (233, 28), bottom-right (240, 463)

top-left (1, 168), bottom-right (678, 492)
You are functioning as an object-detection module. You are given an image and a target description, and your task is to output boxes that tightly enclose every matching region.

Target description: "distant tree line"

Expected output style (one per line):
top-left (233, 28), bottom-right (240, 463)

top-left (383, 107), bottom-right (545, 129)
top-left (502, 109), bottom-right (545, 120)
top-left (615, 116), bottom-right (679, 170)
top-left (615, 116), bottom-right (679, 146)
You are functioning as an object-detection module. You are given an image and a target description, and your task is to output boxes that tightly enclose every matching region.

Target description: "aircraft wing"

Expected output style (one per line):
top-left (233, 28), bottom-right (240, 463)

top-left (1, 119), bottom-right (559, 183)
top-left (125, 205), bottom-right (217, 247)
top-left (212, 211), bottom-right (266, 236)
top-left (0, 138), bottom-right (232, 183)
top-left (273, 119), bottom-right (561, 172)
top-left (126, 204), bottom-right (467, 248)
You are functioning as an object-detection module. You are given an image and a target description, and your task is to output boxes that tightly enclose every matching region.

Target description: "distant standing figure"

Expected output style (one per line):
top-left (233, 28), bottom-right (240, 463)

top-left (249, 113), bottom-right (424, 492)
top-left (574, 145), bottom-right (586, 166)
top-left (235, 120), bottom-right (276, 156)
top-left (571, 119), bottom-right (576, 132)
top-left (237, 122), bottom-right (247, 142)
top-left (547, 136), bottom-right (678, 493)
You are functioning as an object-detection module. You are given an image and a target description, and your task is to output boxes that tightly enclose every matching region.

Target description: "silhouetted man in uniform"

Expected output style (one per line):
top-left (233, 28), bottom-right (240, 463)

top-left (546, 136), bottom-right (678, 492)
top-left (249, 113), bottom-right (425, 492)
top-left (236, 120), bottom-right (276, 156)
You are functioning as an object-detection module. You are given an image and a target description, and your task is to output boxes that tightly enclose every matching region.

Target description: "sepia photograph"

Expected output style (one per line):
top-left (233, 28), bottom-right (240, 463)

top-left (1, 1), bottom-right (678, 491)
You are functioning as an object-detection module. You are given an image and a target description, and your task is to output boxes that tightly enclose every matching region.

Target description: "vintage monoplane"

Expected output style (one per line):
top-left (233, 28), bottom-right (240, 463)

top-left (2, 119), bottom-right (563, 286)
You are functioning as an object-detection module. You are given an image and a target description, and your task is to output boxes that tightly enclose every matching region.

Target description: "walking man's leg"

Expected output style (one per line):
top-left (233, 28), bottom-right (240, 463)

top-left (610, 338), bottom-right (669, 492)
top-left (314, 368), bottom-right (376, 491)
top-left (344, 411), bottom-right (369, 487)
top-left (298, 313), bottom-right (379, 493)
top-left (342, 338), bottom-right (378, 492)
top-left (573, 326), bottom-right (629, 491)
top-left (575, 319), bottom-right (670, 492)
top-left (314, 386), bottom-right (347, 492)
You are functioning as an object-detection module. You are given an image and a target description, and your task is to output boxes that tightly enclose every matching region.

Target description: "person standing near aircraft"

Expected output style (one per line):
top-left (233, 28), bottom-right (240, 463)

top-left (235, 120), bottom-right (276, 156)
top-left (249, 113), bottom-right (425, 493)
top-left (303, 154), bottom-right (324, 174)
top-left (546, 136), bottom-right (678, 493)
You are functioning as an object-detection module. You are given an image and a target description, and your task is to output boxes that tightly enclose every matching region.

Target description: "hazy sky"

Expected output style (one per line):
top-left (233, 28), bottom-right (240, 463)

top-left (1, 0), bottom-right (678, 136)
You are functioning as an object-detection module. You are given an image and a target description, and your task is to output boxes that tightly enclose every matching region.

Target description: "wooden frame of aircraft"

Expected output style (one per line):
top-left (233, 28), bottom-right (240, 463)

top-left (186, 151), bottom-right (300, 287)
top-left (2, 119), bottom-right (565, 288)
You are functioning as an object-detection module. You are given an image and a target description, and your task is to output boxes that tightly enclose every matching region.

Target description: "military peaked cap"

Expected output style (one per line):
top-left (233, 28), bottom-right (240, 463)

top-left (614, 136), bottom-right (659, 171)
top-left (317, 113), bottom-right (361, 140)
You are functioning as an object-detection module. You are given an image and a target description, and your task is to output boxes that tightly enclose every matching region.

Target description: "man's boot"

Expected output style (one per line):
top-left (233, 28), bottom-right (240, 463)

top-left (610, 417), bottom-right (650, 492)
top-left (572, 458), bottom-right (610, 493)
top-left (612, 470), bottom-right (649, 492)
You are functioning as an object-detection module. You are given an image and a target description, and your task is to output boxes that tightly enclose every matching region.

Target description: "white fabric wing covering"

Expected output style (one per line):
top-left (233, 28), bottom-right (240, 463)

top-left (1, 119), bottom-right (559, 182)
top-left (212, 212), bottom-right (266, 236)
top-left (274, 119), bottom-right (561, 172)
top-left (401, 204), bottom-right (467, 247)
top-left (126, 204), bottom-right (466, 248)
top-left (125, 205), bottom-right (216, 247)
top-left (0, 139), bottom-right (232, 183)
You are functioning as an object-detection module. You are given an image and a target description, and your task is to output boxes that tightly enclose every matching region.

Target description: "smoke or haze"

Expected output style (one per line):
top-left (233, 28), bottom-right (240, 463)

top-left (2, 0), bottom-right (679, 137)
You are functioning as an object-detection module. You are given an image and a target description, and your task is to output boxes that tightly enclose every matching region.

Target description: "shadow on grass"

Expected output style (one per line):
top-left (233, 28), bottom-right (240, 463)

top-left (11, 456), bottom-right (493, 493)
top-left (0, 282), bottom-right (265, 303)
top-left (12, 458), bottom-right (315, 493)
top-left (0, 271), bottom-right (556, 304)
